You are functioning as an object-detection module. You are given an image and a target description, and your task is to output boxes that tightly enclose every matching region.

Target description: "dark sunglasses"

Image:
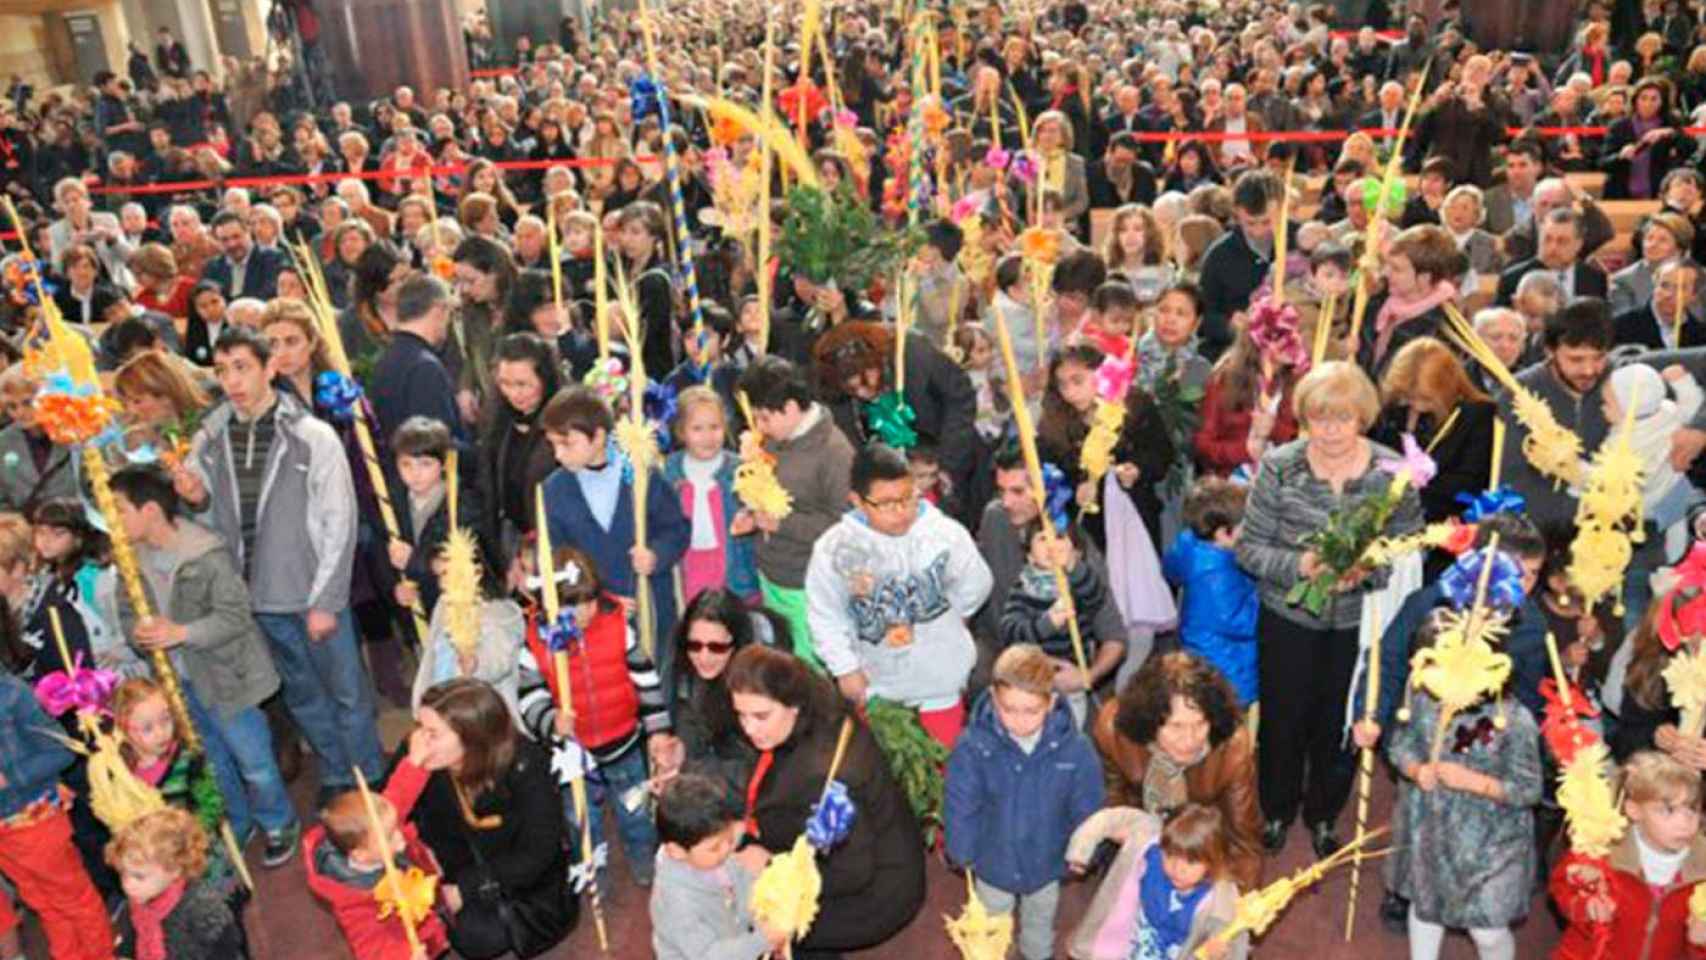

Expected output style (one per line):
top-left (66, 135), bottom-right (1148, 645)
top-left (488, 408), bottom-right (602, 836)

top-left (684, 639), bottom-right (735, 655)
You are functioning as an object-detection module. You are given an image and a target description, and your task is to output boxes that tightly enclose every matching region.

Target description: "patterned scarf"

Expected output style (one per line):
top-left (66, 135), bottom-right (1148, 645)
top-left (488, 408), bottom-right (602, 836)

top-left (1141, 742), bottom-right (1205, 816)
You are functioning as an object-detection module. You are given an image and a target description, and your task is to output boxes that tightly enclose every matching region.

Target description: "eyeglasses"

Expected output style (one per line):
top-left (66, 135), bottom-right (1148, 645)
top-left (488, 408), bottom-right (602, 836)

top-left (685, 639), bottom-right (735, 655)
top-left (862, 493), bottom-right (920, 513)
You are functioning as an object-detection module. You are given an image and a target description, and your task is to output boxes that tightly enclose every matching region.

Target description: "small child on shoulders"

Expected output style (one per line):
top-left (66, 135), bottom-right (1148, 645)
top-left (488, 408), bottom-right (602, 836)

top-left (1064, 803), bottom-right (1248, 960)
top-left (1162, 477), bottom-right (1259, 708)
top-left (304, 725), bottom-right (449, 960)
top-left (650, 773), bottom-right (785, 960)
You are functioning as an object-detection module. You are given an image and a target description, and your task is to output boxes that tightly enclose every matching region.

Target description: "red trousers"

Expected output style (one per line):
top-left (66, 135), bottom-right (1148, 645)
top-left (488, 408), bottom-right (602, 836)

top-left (918, 702), bottom-right (966, 748)
top-left (0, 806), bottom-right (114, 960)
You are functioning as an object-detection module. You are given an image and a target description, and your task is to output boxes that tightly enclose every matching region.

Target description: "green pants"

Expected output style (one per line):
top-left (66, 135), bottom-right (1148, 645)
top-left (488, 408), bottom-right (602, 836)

top-left (760, 574), bottom-right (824, 673)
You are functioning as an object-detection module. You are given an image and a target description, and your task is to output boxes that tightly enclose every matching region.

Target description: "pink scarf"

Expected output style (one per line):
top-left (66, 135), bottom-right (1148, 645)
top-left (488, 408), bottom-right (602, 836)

top-left (1372, 280), bottom-right (1457, 366)
top-left (133, 877), bottom-right (188, 960)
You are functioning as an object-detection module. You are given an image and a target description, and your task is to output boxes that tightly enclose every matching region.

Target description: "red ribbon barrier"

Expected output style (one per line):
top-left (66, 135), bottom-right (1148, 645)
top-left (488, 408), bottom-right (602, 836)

top-left (73, 121), bottom-right (1706, 197)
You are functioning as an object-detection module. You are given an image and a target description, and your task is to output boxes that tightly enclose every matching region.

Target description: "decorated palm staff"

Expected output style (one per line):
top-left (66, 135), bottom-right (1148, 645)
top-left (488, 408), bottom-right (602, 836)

top-left (288, 240), bottom-right (435, 647)
top-left (755, 9), bottom-right (777, 354)
top-left (734, 391), bottom-right (794, 520)
top-left (1568, 387), bottom-right (1646, 615)
top-left (750, 717), bottom-right (857, 959)
top-left (1397, 537), bottom-right (1516, 764)
top-left (945, 871), bottom-right (1013, 960)
top-left (353, 766), bottom-right (435, 953)
top-left (1347, 61), bottom-right (1429, 348)
top-left (1078, 336), bottom-right (1138, 513)
top-left (609, 252), bottom-right (663, 661)
top-left (988, 308), bottom-right (1090, 690)
top-left (1193, 829), bottom-right (1389, 959)
top-left (634, 0), bottom-right (709, 376)
top-left (533, 486), bottom-right (609, 951)
top-left (1539, 629), bottom-right (1626, 960)
top-left (1442, 304), bottom-right (1584, 489)
top-left (1343, 592), bottom-right (1381, 942)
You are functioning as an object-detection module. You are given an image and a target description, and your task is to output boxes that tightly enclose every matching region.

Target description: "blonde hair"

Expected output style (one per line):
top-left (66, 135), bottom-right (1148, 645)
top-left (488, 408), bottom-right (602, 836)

top-left (1292, 360), bottom-right (1380, 428)
top-left (992, 644), bottom-right (1057, 698)
top-left (1034, 110), bottom-right (1075, 151)
top-left (105, 807), bottom-right (209, 881)
top-left (1621, 750), bottom-right (1703, 806)
top-left (114, 350), bottom-right (211, 420)
top-left (1381, 336), bottom-right (1489, 412)
top-left (259, 298), bottom-right (331, 372)
top-left (1175, 215), bottom-right (1224, 271)
top-left (0, 513), bottom-right (28, 571)
top-left (110, 677), bottom-right (174, 766)
top-left (670, 385), bottom-right (728, 450)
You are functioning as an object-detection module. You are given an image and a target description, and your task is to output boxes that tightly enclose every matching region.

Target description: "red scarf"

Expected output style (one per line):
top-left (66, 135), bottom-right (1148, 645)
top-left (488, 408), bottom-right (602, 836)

top-left (133, 877), bottom-right (188, 960)
top-left (744, 749), bottom-right (774, 838)
top-left (1586, 47), bottom-right (1606, 87)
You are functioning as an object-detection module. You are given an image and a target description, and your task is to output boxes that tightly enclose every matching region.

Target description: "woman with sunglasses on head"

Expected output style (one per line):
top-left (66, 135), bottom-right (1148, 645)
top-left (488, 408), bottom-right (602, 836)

top-left (650, 588), bottom-right (789, 794)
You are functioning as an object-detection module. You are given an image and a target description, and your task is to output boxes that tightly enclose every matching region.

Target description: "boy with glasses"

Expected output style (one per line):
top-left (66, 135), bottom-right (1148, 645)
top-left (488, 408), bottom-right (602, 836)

top-left (805, 443), bottom-right (993, 745)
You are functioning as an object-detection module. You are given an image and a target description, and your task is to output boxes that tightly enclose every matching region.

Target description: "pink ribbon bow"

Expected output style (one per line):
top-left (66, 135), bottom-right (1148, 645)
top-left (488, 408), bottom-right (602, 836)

top-left (34, 654), bottom-right (119, 718)
top-left (1095, 354), bottom-right (1137, 402)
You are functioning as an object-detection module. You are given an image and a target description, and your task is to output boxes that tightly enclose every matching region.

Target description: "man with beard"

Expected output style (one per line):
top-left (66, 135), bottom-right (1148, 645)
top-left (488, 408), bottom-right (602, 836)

top-left (1496, 298), bottom-right (1612, 530)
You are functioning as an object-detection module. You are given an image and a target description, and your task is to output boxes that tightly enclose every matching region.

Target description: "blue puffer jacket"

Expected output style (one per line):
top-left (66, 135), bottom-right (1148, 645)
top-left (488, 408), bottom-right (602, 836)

top-left (1163, 530), bottom-right (1259, 706)
top-left (944, 689), bottom-right (1103, 895)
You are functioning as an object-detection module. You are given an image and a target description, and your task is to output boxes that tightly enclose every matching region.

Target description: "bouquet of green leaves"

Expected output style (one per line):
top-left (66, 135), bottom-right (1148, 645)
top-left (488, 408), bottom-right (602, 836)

top-left (776, 184), bottom-right (922, 294)
top-left (865, 696), bottom-right (947, 847)
top-left (1285, 433), bottom-right (1434, 618)
top-left (1148, 353), bottom-right (1206, 498)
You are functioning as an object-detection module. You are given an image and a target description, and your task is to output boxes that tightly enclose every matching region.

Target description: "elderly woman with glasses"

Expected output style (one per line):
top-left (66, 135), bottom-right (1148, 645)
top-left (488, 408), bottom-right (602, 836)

top-left (1235, 360), bottom-right (1422, 860)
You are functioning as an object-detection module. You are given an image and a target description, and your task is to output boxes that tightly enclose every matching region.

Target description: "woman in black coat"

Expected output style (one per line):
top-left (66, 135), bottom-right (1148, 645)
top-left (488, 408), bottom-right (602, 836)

top-left (408, 679), bottom-right (576, 959)
top-left (475, 331), bottom-right (562, 584)
top-left (1600, 78), bottom-right (1693, 200)
top-left (726, 646), bottom-right (925, 953)
top-left (1370, 336), bottom-right (1495, 577)
top-left (811, 320), bottom-right (980, 524)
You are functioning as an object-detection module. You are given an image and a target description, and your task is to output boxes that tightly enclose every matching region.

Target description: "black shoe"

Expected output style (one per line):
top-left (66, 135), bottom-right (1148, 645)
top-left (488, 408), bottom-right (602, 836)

top-left (1262, 818), bottom-right (1288, 852)
top-left (1310, 821), bottom-right (1342, 859)
top-left (1380, 890), bottom-right (1410, 935)
top-left (262, 821), bottom-right (300, 868)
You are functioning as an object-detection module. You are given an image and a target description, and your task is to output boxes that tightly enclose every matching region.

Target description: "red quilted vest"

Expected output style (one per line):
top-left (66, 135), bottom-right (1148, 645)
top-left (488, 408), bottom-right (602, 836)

top-left (524, 599), bottom-right (640, 751)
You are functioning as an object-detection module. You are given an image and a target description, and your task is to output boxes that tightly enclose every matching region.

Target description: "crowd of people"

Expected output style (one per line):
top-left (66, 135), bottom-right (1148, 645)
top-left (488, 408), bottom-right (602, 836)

top-left (5, 0), bottom-right (1706, 958)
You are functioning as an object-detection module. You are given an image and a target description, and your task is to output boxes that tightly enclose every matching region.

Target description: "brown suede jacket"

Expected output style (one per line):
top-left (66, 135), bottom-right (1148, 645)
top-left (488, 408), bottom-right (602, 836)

top-left (1090, 698), bottom-right (1265, 889)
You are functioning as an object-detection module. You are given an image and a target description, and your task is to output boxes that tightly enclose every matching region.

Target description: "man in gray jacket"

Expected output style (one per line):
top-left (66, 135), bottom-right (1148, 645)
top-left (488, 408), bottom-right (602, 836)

top-left (112, 464), bottom-right (301, 867)
top-left (971, 445), bottom-right (1128, 699)
top-left (170, 327), bottom-right (384, 808)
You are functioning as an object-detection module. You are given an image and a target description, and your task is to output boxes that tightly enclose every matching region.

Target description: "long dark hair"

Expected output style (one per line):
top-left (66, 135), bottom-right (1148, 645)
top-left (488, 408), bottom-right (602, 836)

top-left (673, 588), bottom-right (787, 735)
top-left (419, 678), bottom-right (517, 799)
top-left (724, 645), bottom-right (841, 746)
top-left (1037, 343), bottom-right (1108, 453)
top-left (29, 498), bottom-right (109, 582)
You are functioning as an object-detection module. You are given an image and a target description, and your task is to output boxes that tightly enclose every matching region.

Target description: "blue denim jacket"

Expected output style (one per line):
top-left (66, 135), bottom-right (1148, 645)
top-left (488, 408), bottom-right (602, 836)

top-left (0, 674), bottom-right (73, 820)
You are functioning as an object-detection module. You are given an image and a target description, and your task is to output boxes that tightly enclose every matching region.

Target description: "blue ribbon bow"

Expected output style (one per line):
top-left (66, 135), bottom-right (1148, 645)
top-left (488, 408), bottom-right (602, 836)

top-left (1041, 462), bottom-right (1073, 533)
top-left (1456, 486), bottom-right (1527, 523)
top-left (643, 381), bottom-right (678, 452)
top-left (805, 780), bottom-right (857, 851)
top-left (543, 610), bottom-right (581, 653)
top-left (314, 371), bottom-right (363, 422)
top-left (1439, 548), bottom-right (1527, 611)
top-left (628, 75), bottom-right (665, 124)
